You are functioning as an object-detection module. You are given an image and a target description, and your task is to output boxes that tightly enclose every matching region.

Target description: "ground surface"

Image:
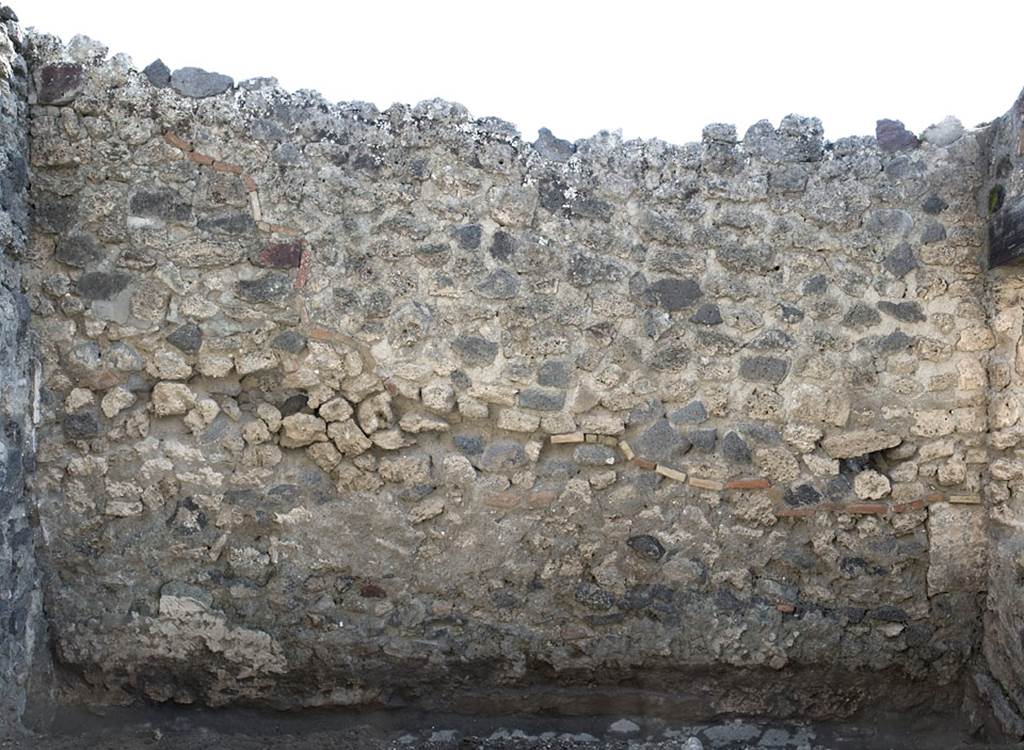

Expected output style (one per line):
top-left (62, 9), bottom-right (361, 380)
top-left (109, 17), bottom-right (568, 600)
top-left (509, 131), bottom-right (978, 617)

top-left (1, 706), bottom-right (1013, 749)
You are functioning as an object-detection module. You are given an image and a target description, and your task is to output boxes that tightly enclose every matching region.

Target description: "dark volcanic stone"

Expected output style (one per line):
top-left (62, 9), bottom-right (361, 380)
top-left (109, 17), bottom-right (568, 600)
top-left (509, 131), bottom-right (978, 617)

top-left (271, 330), bottom-right (307, 353)
top-left (567, 253), bottom-right (628, 287)
top-left (921, 221), bottom-right (947, 244)
top-left (721, 431), bottom-right (751, 463)
top-left (480, 441), bottom-right (527, 472)
top-left (573, 444), bottom-right (617, 466)
top-left (476, 269), bottom-right (520, 299)
top-left (877, 301), bottom-right (925, 323)
top-left (688, 427), bottom-right (717, 452)
top-left (876, 119), bottom-right (919, 153)
top-left (453, 224), bottom-right (482, 250)
top-left (279, 394), bottom-right (308, 417)
top-left (454, 434), bottom-right (485, 456)
top-left (537, 360), bottom-right (570, 388)
top-left (166, 323), bottom-right (203, 353)
top-left (802, 274), bottom-right (827, 295)
top-left (77, 272), bottom-right (132, 300)
top-left (647, 278), bottom-right (701, 311)
top-left (143, 59), bottom-right (171, 88)
top-left (780, 304), bottom-right (804, 323)
top-left (738, 355), bottom-right (789, 384)
top-left (533, 127), bottom-right (575, 161)
top-left (55, 232), bottom-right (104, 269)
top-left (689, 302), bottom-right (722, 325)
top-left (517, 388), bottom-right (565, 412)
top-left (236, 273), bottom-right (291, 303)
top-left (842, 302), bottom-right (882, 329)
top-left (198, 212), bottom-right (255, 235)
top-left (669, 400), bottom-right (707, 425)
top-left (63, 411), bottom-right (100, 440)
top-left (627, 534), bottom-right (666, 561)
top-left (129, 189), bottom-right (192, 223)
top-left (36, 62), bottom-right (85, 105)
top-left (883, 242), bottom-right (917, 278)
top-left (634, 419), bottom-right (690, 464)
top-left (876, 329), bottom-right (914, 353)
top-left (921, 194), bottom-right (948, 215)
top-left (256, 241), bottom-right (304, 268)
top-left (170, 67), bottom-right (234, 98)
top-left (453, 334), bottom-right (498, 365)
top-left (489, 231), bottom-right (515, 262)
top-left (784, 484), bottom-right (823, 507)
top-left (574, 581), bottom-right (615, 610)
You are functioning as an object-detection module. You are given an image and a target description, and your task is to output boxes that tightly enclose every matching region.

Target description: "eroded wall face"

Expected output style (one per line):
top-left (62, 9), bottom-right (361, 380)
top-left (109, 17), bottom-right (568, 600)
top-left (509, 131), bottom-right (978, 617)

top-left (980, 98), bottom-right (1024, 737)
top-left (23, 35), bottom-right (994, 713)
top-left (0, 14), bottom-right (43, 733)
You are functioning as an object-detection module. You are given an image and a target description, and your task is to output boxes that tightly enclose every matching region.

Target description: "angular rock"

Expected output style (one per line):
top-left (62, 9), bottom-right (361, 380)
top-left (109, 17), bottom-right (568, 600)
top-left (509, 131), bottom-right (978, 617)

top-left (142, 59), bottom-right (171, 88)
top-left (35, 62), bottom-right (85, 105)
top-left (822, 430), bottom-right (901, 459)
top-left (170, 67), bottom-right (234, 98)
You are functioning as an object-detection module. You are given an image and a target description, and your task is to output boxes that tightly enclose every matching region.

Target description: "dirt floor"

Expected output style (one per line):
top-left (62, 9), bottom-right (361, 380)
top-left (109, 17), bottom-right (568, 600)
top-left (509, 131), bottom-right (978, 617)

top-left (2, 705), bottom-right (1017, 750)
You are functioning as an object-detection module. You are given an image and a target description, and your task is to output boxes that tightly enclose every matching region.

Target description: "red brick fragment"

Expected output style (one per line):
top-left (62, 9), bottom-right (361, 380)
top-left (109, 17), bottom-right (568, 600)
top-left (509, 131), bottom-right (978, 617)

top-left (256, 240), bottom-right (304, 269)
top-left (776, 603), bottom-right (795, 614)
top-left (632, 457), bottom-right (657, 470)
top-left (242, 174), bottom-right (258, 192)
top-left (188, 150), bottom-right (215, 166)
top-left (213, 160), bottom-right (243, 175)
top-left (775, 507), bottom-right (817, 518)
top-left (163, 131), bottom-right (192, 152)
top-left (840, 503), bottom-right (888, 515)
top-left (726, 478), bottom-right (771, 490)
top-left (359, 583), bottom-right (386, 598)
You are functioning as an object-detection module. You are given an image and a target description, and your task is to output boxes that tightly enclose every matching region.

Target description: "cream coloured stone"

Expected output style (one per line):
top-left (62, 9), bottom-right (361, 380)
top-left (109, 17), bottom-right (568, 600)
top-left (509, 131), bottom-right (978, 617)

top-left (150, 382), bottom-right (196, 416)
top-left (146, 348), bottom-right (192, 380)
top-left (279, 413), bottom-right (328, 448)
top-left (398, 411), bottom-right (449, 433)
top-left (497, 408), bottom-right (540, 433)
top-left (821, 430), bottom-right (901, 459)
top-left (197, 352), bottom-right (233, 378)
top-left (257, 403), bottom-right (282, 432)
top-left (853, 470), bottom-right (891, 500)
top-left (421, 380), bottom-right (456, 413)
top-left (65, 387), bottom-right (95, 411)
top-left (100, 385), bottom-right (135, 418)
top-left (356, 392), bottom-right (392, 434)
top-left (327, 419), bottom-right (372, 457)
top-left (318, 396), bottom-right (353, 422)
top-left (235, 351), bottom-right (277, 375)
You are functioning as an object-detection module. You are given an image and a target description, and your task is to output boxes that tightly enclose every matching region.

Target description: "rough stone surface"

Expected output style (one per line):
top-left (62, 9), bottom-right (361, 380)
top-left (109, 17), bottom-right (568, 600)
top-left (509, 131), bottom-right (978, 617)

top-left (6, 19), bottom-right (1024, 739)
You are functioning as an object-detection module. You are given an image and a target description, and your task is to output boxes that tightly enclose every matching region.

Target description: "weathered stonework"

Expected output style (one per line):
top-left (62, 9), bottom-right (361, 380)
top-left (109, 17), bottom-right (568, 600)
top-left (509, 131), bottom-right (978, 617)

top-left (6, 12), bottom-right (1024, 740)
top-left (0, 6), bottom-right (46, 738)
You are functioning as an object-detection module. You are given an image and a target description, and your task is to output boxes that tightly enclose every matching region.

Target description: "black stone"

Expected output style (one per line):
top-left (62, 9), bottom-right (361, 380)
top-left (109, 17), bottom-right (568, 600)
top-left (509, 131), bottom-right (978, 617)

top-left (574, 581), bottom-right (615, 610)
top-left (63, 411), bottom-right (100, 440)
top-left (647, 278), bottom-right (701, 311)
top-left (921, 194), bottom-right (948, 215)
top-left (453, 434), bottom-right (485, 456)
top-left (566, 253), bottom-right (628, 287)
top-left (129, 189), bottom-right (192, 223)
top-left (143, 59), bottom-right (171, 88)
top-left (627, 534), bottom-right (665, 561)
top-left (480, 441), bottom-right (527, 472)
top-left (538, 177), bottom-right (568, 213)
top-left (875, 119), bottom-right (919, 153)
top-left (802, 274), bottom-right (827, 295)
top-left (236, 273), bottom-right (291, 303)
top-left (271, 330), bottom-right (307, 353)
top-left (198, 212), bottom-right (256, 235)
top-left (55, 232), bottom-right (104, 269)
top-left (634, 419), bottom-right (690, 464)
top-left (689, 302), bottom-right (722, 326)
top-left (490, 231), bottom-right (515, 262)
top-left (749, 329), bottom-right (795, 350)
top-left (36, 62), bottom-right (85, 105)
top-left (783, 484), bottom-right (823, 507)
top-left (533, 128), bottom-right (575, 161)
top-left (721, 431), bottom-right (751, 463)
top-left (77, 271), bottom-right (132, 300)
top-left (476, 269), bottom-right (520, 299)
top-left (876, 329), bottom-right (914, 353)
top-left (453, 223), bottom-right (482, 250)
top-left (537, 360), bottom-right (570, 388)
top-left (166, 323), bottom-right (203, 353)
top-left (32, 193), bottom-right (77, 233)
top-left (780, 304), bottom-right (804, 323)
top-left (170, 67), bottom-right (234, 99)
top-left (669, 400), bottom-right (707, 425)
top-left (574, 444), bottom-right (617, 466)
top-left (649, 345), bottom-right (690, 371)
top-left (921, 221), bottom-right (946, 245)
top-left (989, 195), bottom-right (1024, 267)
top-left (877, 301), bottom-right (925, 323)
top-left (688, 427), bottom-right (717, 452)
top-left (517, 388), bottom-right (565, 412)
top-left (883, 242), bottom-right (918, 278)
top-left (841, 302), bottom-right (881, 329)
top-left (869, 605), bottom-right (909, 622)
top-left (738, 355), bottom-right (789, 384)
top-left (453, 334), bottom-right (498, 365)
top-left (279, 394), bottom-right (308, 417)
top-left (717, 243), bottom-right (777, 274)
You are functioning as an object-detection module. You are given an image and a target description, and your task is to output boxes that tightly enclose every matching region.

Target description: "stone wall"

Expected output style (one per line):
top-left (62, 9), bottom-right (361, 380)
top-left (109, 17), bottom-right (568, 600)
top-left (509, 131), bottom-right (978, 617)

top-left (15, 28), bottom-right (1009, 721)
top-left (977, 90), bottom-right (1024, 738)
top-left (0, 7), bottom-right (46, 736)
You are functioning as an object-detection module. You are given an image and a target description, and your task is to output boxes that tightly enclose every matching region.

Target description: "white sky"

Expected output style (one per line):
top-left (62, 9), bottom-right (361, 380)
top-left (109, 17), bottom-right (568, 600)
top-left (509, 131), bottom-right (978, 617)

top-left (21, 1), bottom-right (1024, 146)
